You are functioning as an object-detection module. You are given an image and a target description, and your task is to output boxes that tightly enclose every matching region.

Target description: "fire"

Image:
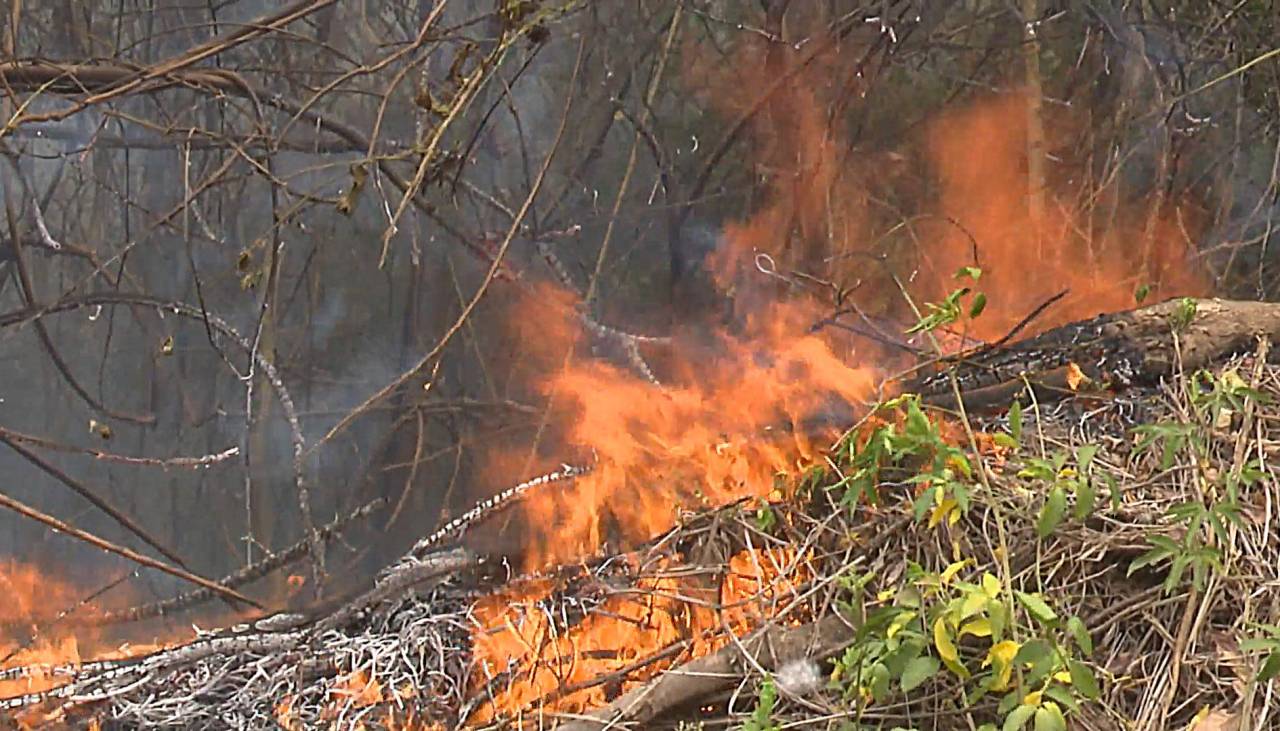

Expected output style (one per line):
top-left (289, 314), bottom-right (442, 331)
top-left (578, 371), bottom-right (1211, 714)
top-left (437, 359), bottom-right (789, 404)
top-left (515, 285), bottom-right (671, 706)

top-left (492, 29), bottom-right (1208, 572)
top-left (467, 27), bottom-right (1207, 725)
top-left (468, 545), bottom-right (810, 721)
top-left (325, 669), bottom-right (384, 715)
top-left (0, 561), bottom-right (97, 700)
top-left (0, 560), bottom-right (189, 723)
top-left (4, 18), bottom-right (1213, 730)
top-left (920, 91), bottom-right (1208, 338)
top-left (511, 298), bottom-right (876, 569)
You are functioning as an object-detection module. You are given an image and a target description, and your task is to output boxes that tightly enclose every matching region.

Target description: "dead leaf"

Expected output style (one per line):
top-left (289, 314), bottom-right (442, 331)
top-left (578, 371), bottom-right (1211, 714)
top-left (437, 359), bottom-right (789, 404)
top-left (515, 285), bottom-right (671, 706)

top-left (336, 163), bottom-right (368, 215)
top-left (1066, 362), bottom-right (1088, 391)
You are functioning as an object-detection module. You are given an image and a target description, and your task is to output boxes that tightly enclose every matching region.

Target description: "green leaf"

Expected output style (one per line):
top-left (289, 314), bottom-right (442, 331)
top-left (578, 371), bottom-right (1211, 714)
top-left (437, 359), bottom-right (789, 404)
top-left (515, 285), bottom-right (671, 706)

top-left (988, 599), bottom-right (1009, 641)
top-left (1259, 651), bottom-right (1280, 682)
top-left (1067, 616), bottom-right (1093, 656)
top-left (982, 573), bottom-right (1002, 598)
top-left (997, 690), bottom-right (1022, 716)
top-left (912, 486), bottom-right (938, 522)
top-left (1076, 444), bottom-right (1098, 472)
top-left (1105, 472), bottom-right (1121, 510)
top-left (869, 662), bottom-right (892, 703)
top-left (1002, 704), bottom-right (1037, 731)
top-left (993, 433), bottom-right (1019, 449)
top-left (1043, 685), bottom-right (1080, 713)
top-left (1128, 543), bottom-right (1177, 576)
top-left (1038, 487), bottom-right (1068, 538)
top-left (1009, 400), bottom-right (1023, 443)
top-left (1135, 284), bottom-right (1151, 304)
top-left (1013, 638), bottom-right (1054, 667)
top-left (970, 292), bottom-right (988, 319)
top-left (957, 266), bottom-right (983, 281)
top-left (1207, 509), bottom-right (1231, 548)
top-left (1074, 479), bottom-right (1096, 520)
top-left (1015, 593), bottom-right (1059, 625)
top-left (1034, 702), bottom-right (1068, 731)
top-left (953, 482), bottom-right (971, 514)
top-left (1239, 638), bottom-right (1280, 653)
top-left (1166, 553), bottom-right (1191, 593)
top-left (1012, 639), bottom-right (1058, 687)
top-left (1068, 659), bottom-right (1100, 699)
top-left (1171, 297), bottom-right (1198, 331)
top-left (899, 655), bottom-right (940, 692)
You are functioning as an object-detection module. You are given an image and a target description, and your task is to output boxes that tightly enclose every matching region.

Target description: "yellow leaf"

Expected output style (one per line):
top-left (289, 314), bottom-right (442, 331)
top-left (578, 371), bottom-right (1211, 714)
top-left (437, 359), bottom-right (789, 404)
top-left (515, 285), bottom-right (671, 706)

top-left (934, 617), bottom-right (959, 664)
top-left (948, 505), bottom-right (962, 525)
top-left (940, 559), bottom-right (971, 584)
top-left (960, 590), bottom-right (988, 619)
top-left (876, 589), bottom-right (895, 602)
top-left (984, 640), bottom-right (1018, 691)
top-left (1023, 690), bottom-right (1043, 706)
top-left (929, 498), bottom-right (958, 528)
top-left (1221, 369), bottom-right (1246, 391)
top-left (992, 665), bottom-right (1013, 690)
top-left (1053, 670), bottom-right (1072, 684)
top-left (960, 618), bottom-right (992, 638)
top-left (984, 641), bottom-right (1017, 667)
top-left (982, 572), bottom-right (1001, 598)
top-left (887, 610), bottom-right (916, 639)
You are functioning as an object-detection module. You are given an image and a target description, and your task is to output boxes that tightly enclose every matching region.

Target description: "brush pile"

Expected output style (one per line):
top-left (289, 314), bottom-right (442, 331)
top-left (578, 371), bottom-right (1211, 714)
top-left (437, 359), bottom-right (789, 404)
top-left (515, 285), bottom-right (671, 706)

top-left (3, 298), bottom-right (1280, 730)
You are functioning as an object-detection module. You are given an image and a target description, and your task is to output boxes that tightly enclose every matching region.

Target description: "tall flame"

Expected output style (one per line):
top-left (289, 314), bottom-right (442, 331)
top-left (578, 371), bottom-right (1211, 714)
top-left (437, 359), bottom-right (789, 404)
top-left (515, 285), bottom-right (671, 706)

top-left (491, 34), bottom-right (1207, 573)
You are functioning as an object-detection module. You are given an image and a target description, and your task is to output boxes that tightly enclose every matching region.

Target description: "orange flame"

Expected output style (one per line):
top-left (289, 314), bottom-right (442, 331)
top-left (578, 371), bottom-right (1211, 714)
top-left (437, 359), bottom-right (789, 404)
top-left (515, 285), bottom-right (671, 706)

top-left (1, 561), bottom-right (96, 700)
top-left (0, 560), bottom-right (188, 714)
top-left (469, 28), bottom-right (1208, 723)
top-left (469, 545), bottom-right (808, 721)
top-left (493, 31), bottom-right (1207, 571)
top-left (324, 669), bottom-right (384, 717)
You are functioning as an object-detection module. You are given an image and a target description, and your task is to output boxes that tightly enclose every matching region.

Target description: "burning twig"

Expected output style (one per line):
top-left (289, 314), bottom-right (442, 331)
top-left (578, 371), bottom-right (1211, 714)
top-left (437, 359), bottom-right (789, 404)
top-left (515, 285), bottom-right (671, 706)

top-left (409, 464), bottom-right (592, 559)
top-left (0, 547), bottom-right (478, 726)
top-left (911, 297), bottom-right (1280, 413)
top-left (984, 287), bottom-right (1069, 350)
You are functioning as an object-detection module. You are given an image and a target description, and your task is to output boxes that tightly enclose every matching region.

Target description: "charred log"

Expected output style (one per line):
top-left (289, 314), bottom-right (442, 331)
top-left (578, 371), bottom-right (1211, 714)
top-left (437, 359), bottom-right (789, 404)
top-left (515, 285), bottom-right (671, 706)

top-left (908, 297), bottom-right (1280, 413)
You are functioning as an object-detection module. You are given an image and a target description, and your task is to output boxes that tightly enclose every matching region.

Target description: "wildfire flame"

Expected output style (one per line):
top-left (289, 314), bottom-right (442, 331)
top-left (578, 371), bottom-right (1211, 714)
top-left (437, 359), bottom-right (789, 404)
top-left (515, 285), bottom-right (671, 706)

top-left (490, 30), bottom-right (1207, 574)
top-left (0, 561), bottom-right (98, 701)
top-left (469, 545), bottom-right (810, 722)
top-left (3, 22), bottom-right (1212, 730)
top-left (468, 30), bottom-right (1207, 722)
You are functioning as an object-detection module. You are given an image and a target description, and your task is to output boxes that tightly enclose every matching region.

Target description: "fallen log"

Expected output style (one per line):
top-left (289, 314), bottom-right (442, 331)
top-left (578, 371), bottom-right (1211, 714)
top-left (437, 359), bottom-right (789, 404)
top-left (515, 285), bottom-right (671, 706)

top-left (909, 297), bottom-right (1280, 412)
